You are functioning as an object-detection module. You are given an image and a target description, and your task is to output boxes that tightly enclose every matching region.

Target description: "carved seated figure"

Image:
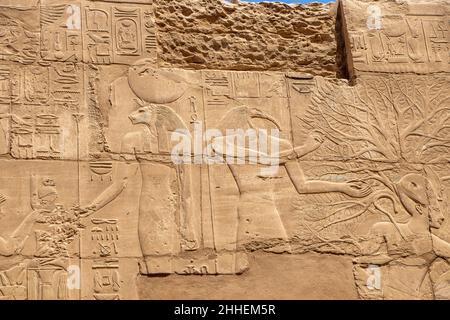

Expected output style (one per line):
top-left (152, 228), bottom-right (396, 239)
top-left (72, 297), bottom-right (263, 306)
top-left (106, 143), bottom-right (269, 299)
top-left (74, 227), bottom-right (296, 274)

top-left (0, 176), bottom-right (62, 299)
top-left (0, 196), bottom-right (39, 300)
top-left (0, 193), bottom-right (40, 259)
top-left (354, 173), bottom-right (450, 299)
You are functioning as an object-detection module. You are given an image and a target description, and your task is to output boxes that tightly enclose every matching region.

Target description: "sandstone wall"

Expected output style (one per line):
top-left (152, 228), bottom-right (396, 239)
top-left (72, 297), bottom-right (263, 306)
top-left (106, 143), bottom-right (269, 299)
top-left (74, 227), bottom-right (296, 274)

top-left (154, 0), bottom-right (338, 77)
top-left (0, 0), bottom-right (449, 301)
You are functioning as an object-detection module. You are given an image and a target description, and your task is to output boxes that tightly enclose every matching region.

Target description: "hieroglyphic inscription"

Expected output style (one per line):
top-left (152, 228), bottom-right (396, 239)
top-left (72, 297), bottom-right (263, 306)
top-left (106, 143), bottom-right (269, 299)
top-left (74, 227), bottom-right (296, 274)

top-left (343, 0), bottom-right (450, 74)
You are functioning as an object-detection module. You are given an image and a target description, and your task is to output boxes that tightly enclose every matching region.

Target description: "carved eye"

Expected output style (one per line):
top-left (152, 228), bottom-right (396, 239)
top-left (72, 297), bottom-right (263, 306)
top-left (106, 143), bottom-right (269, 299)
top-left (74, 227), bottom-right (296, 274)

top-left (138, 109), bottom-right (145, 113)
top-left (411, 182), bottom-right (417, 188)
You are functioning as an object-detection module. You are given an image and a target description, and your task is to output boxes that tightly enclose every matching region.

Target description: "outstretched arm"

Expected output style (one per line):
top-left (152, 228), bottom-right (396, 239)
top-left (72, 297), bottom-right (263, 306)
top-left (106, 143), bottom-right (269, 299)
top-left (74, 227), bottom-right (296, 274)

top-left (212, 134), bottom-right (310, 164)
top-left (282, 134), bottom-right (324, 160)
top-left (83, 133), bottom-right (140, 215)
top-left (285, 160), bottom-right (344, 194)
top-left (285, 160), bottom-right (372, 198)
top-left (211, 131), bottom-right (323, 165)
top-left (88, 161), bottom-right (136, 212)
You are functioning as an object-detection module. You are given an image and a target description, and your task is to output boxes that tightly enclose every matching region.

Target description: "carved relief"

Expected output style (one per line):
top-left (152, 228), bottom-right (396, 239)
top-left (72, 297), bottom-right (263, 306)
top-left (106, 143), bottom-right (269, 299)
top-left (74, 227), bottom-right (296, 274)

top-left (0, 172), bottom-right (81, 300)
top-left (40, 3), bottom-right (82, 62)
top-left (0, 61), bottom-right (83, 160)
top-left (0, 0), bottom-right (448, 301)
top-left (50, 62), bottom-right (83, 111)
top-left (0, 65), bottom-right (21, 104)
top-left (353, 170), bottom-right (450, 299)
top-left (291, 75), bottom-right (450, 163)
top-left (83, 3), bottom-right (156, 65)
top-left (90, 218), bottom-right (120, 300)
top-left (0, 6), bottom-right (39, 65)
top-left (24, 67), bottom-right (50, 105)
top-left (92, 258), bottom-right (120, 300)
top-left (204, 71), bottom-right (232, 107)
top-left (342, 0), bottom-right (450, 74)
top-left (6, 113), bottom-right (61, 159)
top-left (113, 7), bottom-right (141, 56)
top-left (83, 60), bottom-right (199, 276)
top-left (84, 6), bottom-right (113, 64)
top-left (143, 10), bottom-right (156, 54)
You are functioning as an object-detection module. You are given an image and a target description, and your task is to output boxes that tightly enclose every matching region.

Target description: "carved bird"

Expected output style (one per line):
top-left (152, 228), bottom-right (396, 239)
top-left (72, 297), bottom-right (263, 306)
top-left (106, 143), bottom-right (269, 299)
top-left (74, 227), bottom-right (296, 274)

top-left (87, 33), bottom-right (110, 44)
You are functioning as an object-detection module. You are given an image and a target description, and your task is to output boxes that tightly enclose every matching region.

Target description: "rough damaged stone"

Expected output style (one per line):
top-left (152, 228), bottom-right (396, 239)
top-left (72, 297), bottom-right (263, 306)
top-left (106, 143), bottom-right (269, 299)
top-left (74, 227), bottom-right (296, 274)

top-left (154, 0), bottom-right (339, 77)
top-left (0, 0), bottom-right (449, 301)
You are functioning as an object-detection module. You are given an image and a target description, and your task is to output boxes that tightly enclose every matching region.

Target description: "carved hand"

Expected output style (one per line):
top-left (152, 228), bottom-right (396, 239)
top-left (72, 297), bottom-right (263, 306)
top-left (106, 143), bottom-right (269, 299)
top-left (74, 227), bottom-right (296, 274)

top-left (341, 180), bottom-right (372, 198)
top-left (79, 205), bottom-right (97, 218)
top-left (304, 132), bottom-right (324, 153)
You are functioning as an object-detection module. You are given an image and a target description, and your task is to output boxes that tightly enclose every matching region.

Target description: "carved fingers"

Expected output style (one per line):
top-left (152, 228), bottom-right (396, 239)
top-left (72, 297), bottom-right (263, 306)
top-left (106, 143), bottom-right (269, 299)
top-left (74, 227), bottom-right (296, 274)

top-left (79, 205), bottom-right (97, 218)
top-left (305, 131), bottom-right (324, 151)
top-left (344, 180), bottom-right (373, 198)
top-left (311, 133), bottom-right (324, 144)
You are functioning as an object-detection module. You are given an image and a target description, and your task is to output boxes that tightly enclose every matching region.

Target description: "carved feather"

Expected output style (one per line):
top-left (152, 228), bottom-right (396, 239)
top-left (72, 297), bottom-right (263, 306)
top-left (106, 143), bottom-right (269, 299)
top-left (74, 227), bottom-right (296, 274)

top-left (40, 5), bottom-right (67, 26)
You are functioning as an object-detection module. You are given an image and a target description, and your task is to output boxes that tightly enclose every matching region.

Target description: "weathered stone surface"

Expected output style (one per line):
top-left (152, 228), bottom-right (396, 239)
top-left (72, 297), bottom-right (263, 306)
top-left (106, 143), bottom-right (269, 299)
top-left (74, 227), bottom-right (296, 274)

top-left (341, 0), bottom-right (450, 78)
top-left (154, 0), bottom-right (338, 77)
top-left (137, 252), bottom-right (358, 300)
top-left (0, 0), bottom-right (449, 301)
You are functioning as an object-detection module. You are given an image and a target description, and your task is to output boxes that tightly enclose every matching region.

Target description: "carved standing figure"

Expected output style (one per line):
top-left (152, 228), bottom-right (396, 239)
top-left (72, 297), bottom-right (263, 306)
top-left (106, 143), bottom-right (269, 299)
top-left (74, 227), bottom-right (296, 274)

top-left (212, 106), bottom-right (372, 264)
top-left (84, 61), bottom-right (198, 275)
